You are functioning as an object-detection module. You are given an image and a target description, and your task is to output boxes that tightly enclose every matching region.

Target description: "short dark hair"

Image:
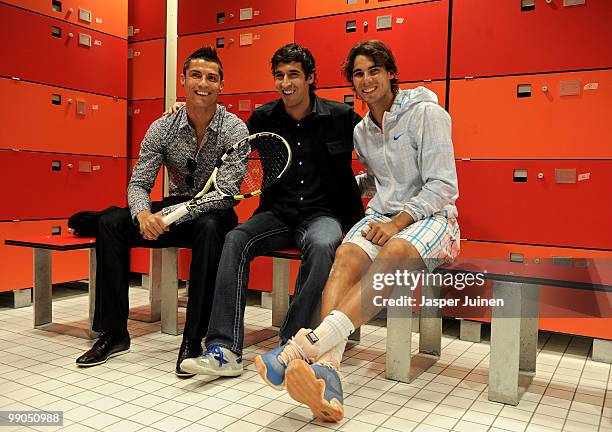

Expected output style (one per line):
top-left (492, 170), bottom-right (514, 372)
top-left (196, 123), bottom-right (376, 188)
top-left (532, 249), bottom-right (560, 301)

top-left (182, 47), bottom-right (224, 80)
top-left (271, 43), bottom-right (317, 91)
top-left (343, 40), bottom-right (399, 94)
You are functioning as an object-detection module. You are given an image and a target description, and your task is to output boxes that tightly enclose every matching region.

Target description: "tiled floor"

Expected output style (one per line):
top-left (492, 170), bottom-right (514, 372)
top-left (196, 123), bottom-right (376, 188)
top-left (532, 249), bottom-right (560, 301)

top-left (0, 287), bottom-right (611, 432)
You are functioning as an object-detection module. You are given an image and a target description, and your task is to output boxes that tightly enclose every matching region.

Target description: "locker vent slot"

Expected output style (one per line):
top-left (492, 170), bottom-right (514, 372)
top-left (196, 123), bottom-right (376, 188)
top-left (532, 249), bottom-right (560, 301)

top-left (343, 95), bottom-right (355, 106)
top-left (238, 99), bottom-right (251, 112)
top-left (79, 8), bottom-right (92, 23)
top-left (51, 226), bottom-right (62, 236)
top-left (510, 253), bottom-right (524, 263)
top-left (78, 161), bottom-right (92, 173)
top-left (376, 15), bottom-right (393, 30)
top-left (78, 33), bottom-right (92, 47)
top-left (554, 168), bottom-right (576, 184)
top-left (552, 256), bottom-right (572, 267)
top-left (52, 1), bottom-right (62, 13)
top-left (239, 33), bottom-right (253, 46)
top-left (513, 169), bottom-right (528, 182)
top-left (521, 0), bottom-right (536, 11)
top-left (51, 160), bottom-right (62, 171)
top-left (217, 12), bottom-right (225, 24)
top-left (564, 0), bottom-right (586, 6)
top-left (51, 94), bottom-right (62, 105)
top-left (517, 84), bottom-right (532, 98)
top-left (76, 100), bottom-right (87, 115)
top-left (240, 8), bottom-right (253, 21)
top-left (346, 20), bottom-right (357, 33)
top-left (216, 37), bottom-right (225, 48)
top-left (559, 80), bottom-right (581, 97)
top-left (347, 0), bottom-right (358, 4)
top-left (51, 26), bottom-right (62, 38)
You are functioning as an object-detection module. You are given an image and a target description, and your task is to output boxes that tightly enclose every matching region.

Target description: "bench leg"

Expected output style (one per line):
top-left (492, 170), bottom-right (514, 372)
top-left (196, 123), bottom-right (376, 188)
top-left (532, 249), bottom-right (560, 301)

top-left (148, 249), bottom-right (162, 323)
top-left (9, 288), bottom-right (32, 308)
top-left (592, 339), bottom-right (612, 363)
top-left (460, 319), bottom-right (482, 343)
top-left (160, 248), bottom-right (180, 335)
top-left (88, 249), bottom-right (99, 339)
top-left (271, 257), bottom-right (290, 327)
top-left (520, 285), bottom-right (540, 373)
top-left (386, 296), bottom-right (413, 383)
top-left (490, 280), bottom-right (538, 405)
top-left (33, 248), bottom-right (52, 327)
top-left (419, 282), bottom-right (442, 357)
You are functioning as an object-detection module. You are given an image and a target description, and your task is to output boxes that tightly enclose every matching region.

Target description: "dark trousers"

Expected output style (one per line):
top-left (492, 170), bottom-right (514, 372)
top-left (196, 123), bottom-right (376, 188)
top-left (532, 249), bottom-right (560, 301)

top-left (205, 211), bottom-right (343, 355)
top-left (92, 198), bottom-right (238, 341)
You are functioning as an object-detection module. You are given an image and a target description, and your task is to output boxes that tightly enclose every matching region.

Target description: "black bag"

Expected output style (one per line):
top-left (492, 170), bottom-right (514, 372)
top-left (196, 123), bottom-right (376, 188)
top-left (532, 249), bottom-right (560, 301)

top-left (68, 206), bottom-right (121, 237)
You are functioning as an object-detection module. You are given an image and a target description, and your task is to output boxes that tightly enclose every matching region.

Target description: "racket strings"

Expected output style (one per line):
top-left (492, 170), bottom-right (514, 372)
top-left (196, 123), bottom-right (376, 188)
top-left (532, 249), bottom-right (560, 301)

top-left (239, 135), bottom-right (290, 195)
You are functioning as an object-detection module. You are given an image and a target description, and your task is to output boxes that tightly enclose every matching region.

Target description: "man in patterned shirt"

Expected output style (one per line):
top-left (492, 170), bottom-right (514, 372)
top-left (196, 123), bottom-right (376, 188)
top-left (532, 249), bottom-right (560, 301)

top-left (76, 47), bottom-right (249, 377)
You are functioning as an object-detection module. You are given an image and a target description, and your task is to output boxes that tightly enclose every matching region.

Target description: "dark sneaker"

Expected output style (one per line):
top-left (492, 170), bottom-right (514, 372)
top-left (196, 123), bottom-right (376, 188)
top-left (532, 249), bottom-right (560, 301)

top-left (76, 332), bottom-right (130, 367)
top-left (175, 336), bottom-right (203, 377)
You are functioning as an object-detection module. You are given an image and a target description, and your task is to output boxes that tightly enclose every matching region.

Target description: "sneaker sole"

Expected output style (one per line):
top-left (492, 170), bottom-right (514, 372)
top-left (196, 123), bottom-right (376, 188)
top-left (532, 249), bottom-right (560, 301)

top-left (286, 360), bottom-right (344, 422)
top-left (76, 348), bottom-right (130, 367)
top-left (180, 361), bottom-right (243, 377)
top-left (254, 355), bottom-right (284, 391)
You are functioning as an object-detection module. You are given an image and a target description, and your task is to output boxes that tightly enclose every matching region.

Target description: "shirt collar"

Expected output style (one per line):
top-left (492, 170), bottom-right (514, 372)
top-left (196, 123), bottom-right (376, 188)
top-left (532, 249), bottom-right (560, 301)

top-left (364, 90), bottom-right (405, 131)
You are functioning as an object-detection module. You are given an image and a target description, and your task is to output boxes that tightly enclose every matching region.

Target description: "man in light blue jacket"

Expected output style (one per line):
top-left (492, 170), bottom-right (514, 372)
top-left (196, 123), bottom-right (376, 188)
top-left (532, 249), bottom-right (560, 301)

top-left (254, 40), bottom-right (460, 422)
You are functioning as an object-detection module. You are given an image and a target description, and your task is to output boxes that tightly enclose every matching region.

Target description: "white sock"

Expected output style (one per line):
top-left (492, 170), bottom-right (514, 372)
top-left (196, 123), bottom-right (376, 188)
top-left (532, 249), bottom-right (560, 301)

top-left (316, 339), bottom-right (347, 370)
top-left (310, 310), bottom-right (355, 356)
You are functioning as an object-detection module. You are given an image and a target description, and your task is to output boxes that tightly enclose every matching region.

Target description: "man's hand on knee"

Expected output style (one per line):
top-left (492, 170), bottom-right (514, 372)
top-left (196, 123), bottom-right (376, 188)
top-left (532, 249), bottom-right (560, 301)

top-left (362, 221), bottom-right (399, 246)
top-left (137, 210), bottom-right (168, 240)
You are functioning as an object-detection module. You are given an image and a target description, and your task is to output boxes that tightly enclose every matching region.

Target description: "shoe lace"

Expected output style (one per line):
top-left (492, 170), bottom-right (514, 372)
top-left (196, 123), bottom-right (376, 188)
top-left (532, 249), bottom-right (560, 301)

top-left (278, 338), bottom-right (308, 366)
top-left (203, 345), bottom-right (228, 367)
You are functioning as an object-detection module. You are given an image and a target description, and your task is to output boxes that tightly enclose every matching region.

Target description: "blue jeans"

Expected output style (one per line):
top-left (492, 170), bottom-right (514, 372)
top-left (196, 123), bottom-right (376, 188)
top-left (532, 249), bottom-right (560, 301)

top-left (205, 211), bottom-right (343, 356)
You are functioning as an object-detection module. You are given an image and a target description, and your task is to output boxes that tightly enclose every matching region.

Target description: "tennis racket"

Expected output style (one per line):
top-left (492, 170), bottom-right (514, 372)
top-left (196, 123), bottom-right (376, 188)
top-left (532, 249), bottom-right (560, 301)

top-left (162, 132), bottom-right (292, 225)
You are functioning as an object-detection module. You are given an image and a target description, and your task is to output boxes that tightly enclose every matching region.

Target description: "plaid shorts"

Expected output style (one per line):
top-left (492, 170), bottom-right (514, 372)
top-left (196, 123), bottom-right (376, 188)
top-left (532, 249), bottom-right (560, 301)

top-left (343, 210), bottom-right (460, 272)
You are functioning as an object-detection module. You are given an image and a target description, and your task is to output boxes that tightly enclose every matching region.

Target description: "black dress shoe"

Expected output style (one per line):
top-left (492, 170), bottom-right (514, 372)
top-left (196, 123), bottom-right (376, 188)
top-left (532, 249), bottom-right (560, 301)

top-left (76, 332), bottom-right (130, 367)
top-left (176, 336), bottom-right (203, 377)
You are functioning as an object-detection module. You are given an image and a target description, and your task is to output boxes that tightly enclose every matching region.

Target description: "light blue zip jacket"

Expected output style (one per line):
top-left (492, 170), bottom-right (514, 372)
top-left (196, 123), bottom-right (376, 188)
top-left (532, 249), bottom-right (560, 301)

top-left (355, 87), bottom-right (458, 221)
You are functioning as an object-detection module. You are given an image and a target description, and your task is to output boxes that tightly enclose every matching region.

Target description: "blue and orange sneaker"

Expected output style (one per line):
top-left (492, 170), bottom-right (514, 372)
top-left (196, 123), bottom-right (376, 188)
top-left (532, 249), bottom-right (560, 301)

top-left (285, 360), bottom-right (344, 422)
top-left (255, 339), bottom-right (310, 390)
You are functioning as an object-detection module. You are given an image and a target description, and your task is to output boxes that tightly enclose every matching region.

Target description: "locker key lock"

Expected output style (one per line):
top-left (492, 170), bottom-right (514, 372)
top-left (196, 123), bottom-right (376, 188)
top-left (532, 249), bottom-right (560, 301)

top-left (546, 0), bottom-right (552, 3)
top-left (364, 21), bottom-right (369, 27)
top-left (67, 32), bottom-right (74, 38)
top-left (68, 7), bottom-right (74, 13)
top-left (227, 104), bottom-right (234, 109)
top-left (541, 86), bottom-right (549, 93)
top-left (67, 98), bottom-right (73, 104)
top-left (537, 172), bottom-right (544, 179)
top-left (67, 163), bottom-right (74, 169)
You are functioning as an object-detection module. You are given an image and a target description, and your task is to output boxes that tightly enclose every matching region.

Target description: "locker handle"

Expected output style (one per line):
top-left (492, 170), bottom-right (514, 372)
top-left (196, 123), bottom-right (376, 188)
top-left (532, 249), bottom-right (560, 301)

top-left (509, 253), bottom-right (524, 263)
top-left (51, 94), bottom-right (62, 105)
top-left (517, 84), bottom-right (531, 98)
top-left (521, 0), bottom-right (536, 12)
top-left (51, 26), bottom-right (62, 38)
top-left (51, 226), bottom-right (62, 236)
top-left (217, 12), bottom-right (225, 24)
top-left (513, 169), bottom-right (528, 182)
top-left (51, 160), bottom-right (62, 171)
top-left (346, 20), bottom-right (357, 33)
top-left (52, 0), bottom-right (62, 13)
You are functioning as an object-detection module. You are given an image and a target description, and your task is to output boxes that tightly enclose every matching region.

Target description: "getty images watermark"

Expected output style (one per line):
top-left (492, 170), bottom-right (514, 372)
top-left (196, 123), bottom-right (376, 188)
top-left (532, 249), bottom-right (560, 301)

top-left (371, 269), bottom-right (505, 308)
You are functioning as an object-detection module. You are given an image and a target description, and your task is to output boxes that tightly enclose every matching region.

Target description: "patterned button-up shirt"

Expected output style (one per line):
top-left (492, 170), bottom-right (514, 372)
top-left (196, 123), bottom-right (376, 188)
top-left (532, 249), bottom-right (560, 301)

top-left (128, 105), bottom-right (249, 224)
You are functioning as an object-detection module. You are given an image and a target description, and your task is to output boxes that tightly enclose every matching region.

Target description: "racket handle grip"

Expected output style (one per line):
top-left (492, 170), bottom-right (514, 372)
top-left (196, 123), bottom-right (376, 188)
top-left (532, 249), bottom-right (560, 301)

top-left (161, 204), bottom-right (189, 226)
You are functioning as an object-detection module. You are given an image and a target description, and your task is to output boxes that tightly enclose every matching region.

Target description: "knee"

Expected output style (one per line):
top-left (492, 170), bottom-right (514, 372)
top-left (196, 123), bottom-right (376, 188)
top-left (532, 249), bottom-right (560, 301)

top-left (379, 238), bottom-right (419, 260)
top-left (304, 233), bottom-right (341, 255)
top-left (333, 243), bottom-right (364, 267)
top-left (192, 215), bottom-right (225, 237)
top-left (223, 226), bottom-right (249, 249)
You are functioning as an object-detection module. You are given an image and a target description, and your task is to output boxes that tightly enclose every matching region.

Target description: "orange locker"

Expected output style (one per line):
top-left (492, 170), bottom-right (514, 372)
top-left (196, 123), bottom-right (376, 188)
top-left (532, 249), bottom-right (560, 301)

top-left (0, 78), bottom-right (126, 156)
top-left (179, 0), bottom-right (295, 35)
top-left (129, 39), bottom-right (165, 100)
top-left (177, 22), bottom-right (295, 95)
top-left (456, 160), bottom-right (612, 250)
top-left (128, 99), bottom-right (165, 158)
top-left (3, 0), bottom-right (128, 39)
top-left (0, 220), bottom-right (88, 293)
top-left (129, 0), bottom-right (166, 42)
top-left (0, 3), bottom-right (127, 98)
top-left (1, 151), bottom-right (128, 221)
top-left (317, 80), bottom-right (446, 118)
top-left (218, 92), bottom-right (277, 123)
top-left (450, 70), bottom-right (612, 159)
top-left (295, 2), bottom-right (448, 88)
top-left (297, 0), bottom-right (428, 19)
top-left (458, 241), bottom-right (612, 340)
top-left (451, 0), bottom-right (612, 78)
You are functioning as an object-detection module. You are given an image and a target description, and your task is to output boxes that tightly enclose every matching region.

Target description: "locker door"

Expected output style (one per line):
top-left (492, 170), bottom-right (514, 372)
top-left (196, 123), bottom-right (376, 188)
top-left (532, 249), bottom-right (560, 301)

top-left (129, 0), bottom-right (166, 42)
top-left (128, 160), bottom-right (163, 202)
top-left (177, 22), bottom-right (295, 95)
top-left (3, 0), bottom-right (128, 39)
top-left (451, 0), bottom-right (612, 78)
top-left (179, 0), bottom-right (295, 35)
top-left (295, 1), bottom-right (449, 88)
top-left (1, 151), bottom-right (128, 221)
top-left (129, 39), bottom-right (165, 100)
top-left (297, 0), bottom-right (427, 19)
top-left (0, 78), bottom-right (126, 156)
top-left (0, 220), bottom-right (88, 292)
top-left (218, 92), bottom-right (277, 123)
top-left (0, 4), bottom-right (127, 98)
top-left (317, 80), bottom-right (446, 118)
top-left (456, 160), bottom-right (612, 250)
top-left (450, 70), bottom-right (612, 159)
top-left (129, 99), bottom-right (165, 158)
